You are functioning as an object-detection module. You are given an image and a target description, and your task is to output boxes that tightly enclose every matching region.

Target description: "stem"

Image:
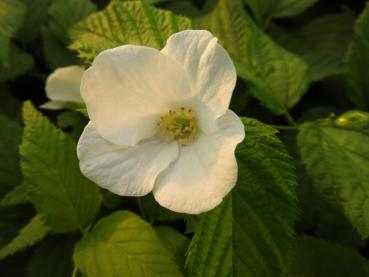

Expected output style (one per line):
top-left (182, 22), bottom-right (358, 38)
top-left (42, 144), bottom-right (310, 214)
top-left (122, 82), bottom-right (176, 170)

top-left (284, 111), bottom-right (297, 126)
top-left (136, 198), bottom-right (147, 220)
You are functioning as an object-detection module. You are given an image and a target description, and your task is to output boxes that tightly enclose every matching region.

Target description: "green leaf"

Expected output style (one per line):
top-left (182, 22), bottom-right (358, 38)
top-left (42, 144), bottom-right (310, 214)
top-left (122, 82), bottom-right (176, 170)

top-left (0, 215), bottom-right (48, 260)
top-left (185, 118), bottom-right (298, 277)
top-left (345, 2), bottom-right (369, 110)
top-left (20, 101), bottom-right (101, 233)
top-left (42, 28), bottom-right (79, 70)
top-left (1, 184), bottom-right (28, 207)
top-left (48, 0), bottom-right (96, 43)
top-left (16, 0), bottom-right (54, 42)
top-left (0, 0), bottom-right (25, 65)
top-left (271, 13), bottom-right (354, 81)
top-left (69, 0), bottom-right (191, 61)
top-left (0, 44), bottom-right (34, 82)
top-left (73, 211), bottom-right (183, 276)
top-left (0, 115), bottom-right (22, 198)
top-left (298, 111), bottom-right (369, 238)
top-left (195, 0), bottom-right (309, 115)
top-left (155, 226), bottom-right (189, 267)
top-left (28, 237), bottom-right (75, 277)
top-left (246, 0), bottom-right (317, 21)
top-left (288, 236), bottom-right (369, 277)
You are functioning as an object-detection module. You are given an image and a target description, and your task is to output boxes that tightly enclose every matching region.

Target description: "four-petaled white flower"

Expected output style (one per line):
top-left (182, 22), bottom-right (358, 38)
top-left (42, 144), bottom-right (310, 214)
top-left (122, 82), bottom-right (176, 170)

top-left (42, 65), bottom-right (85, 110)
top-left (77, 30), bottom-right (245, 214)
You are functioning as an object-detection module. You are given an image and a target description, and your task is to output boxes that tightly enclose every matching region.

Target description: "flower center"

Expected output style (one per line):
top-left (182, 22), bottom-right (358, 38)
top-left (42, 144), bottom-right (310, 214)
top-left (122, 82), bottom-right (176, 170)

top-left (157, 107), bottom-right (198, 146)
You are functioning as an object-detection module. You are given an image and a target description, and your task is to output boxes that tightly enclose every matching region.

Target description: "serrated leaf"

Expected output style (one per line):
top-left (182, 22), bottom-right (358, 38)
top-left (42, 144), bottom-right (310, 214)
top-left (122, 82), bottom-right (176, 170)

top-left (20, 101), bottom-right (101, 233)
top-left (155, 226), bottom-right (189, 267)
top-left (48, 0), bottom-right (96, 43)
top-left (69, 0), bottom-right (191, 61)
top-left (16, 0), bottom-right (54, 42)
top-left (246, 0), bottom-right (317, 21)
top-left (298, 111), bottom-right (369, 238)
top-left (271, 13), bottom-right (354, 81)
top-left (185, 118), bottom-right (298, 277)
top-left (195, 0), bottom-right (309, 115)
top-left (1, 184), bottom-right (28, 207)
top-left (288, 236), bottom-right (369, 277)
top-left (0, 115), bottom-right (22, 198)
top-left (0, 215), bottom-right (48, 260)
top-left (345, 2), bottom-right (369, 110)
top-left (0, 44), bottom-right (34, 82)
top-left (73, 211), bottom-right (183, 276)
top-left (28, 237), bottom-right (75, 277)
top-left (0, 0), bottom-right (25, 64)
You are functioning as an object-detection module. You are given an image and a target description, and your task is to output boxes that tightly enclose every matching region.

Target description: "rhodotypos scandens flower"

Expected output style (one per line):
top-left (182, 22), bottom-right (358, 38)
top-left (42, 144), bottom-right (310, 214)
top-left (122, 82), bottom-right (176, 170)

top-left (77, 30), bottom-right (245, 214)
top-left (42, 65), bottom-right (84, 109)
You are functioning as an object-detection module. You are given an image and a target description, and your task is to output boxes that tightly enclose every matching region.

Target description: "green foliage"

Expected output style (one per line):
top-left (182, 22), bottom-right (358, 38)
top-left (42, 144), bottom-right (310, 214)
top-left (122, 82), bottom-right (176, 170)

top-left (73, 211), bottom-right (183, 276)
top-left (155, 226), bottom-right (189, 267)
top-left (69, 0), bottom-right (191, 61)
top-left (20, 102), bottom-right (101, 233)
top-left (298, 111), bottom-right (369, 238)
top-left (0, 0), bottom-right (25, 65)
top-left (1, 184), bottom-right (28, 207)
top-left (345, 2), bottom-right (369, 110)
top-left (271, 13), bottom-right (355, 81)
top-left (288, 236), bottom-right (369, 277)
top-left (0, 215), bottom-right (48, 260)
top-left (0, 44), bottom-right (34, 82)
top-left (48, 0), bottom-right (96, 43)
top-left (16, 0), bottom-right (54, 42)
top-left (28, 237), bottom-right (75, 277)
top-left (185, 118), bottom-right (297, 277)
top-left (246, 0), bottom-right (317, 21)
top-left (0, 116), bottom-right (22, 198)
top-left (195, 0), bottom-right (310, 115)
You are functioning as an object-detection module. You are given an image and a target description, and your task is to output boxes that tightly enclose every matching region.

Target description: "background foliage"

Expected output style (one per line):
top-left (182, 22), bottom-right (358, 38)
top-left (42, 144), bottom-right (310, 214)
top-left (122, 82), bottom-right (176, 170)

top-left (1, 0), bottom-right (369, 276)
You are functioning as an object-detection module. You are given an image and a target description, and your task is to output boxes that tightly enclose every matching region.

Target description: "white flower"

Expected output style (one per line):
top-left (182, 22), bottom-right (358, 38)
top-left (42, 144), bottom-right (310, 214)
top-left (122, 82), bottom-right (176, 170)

top-left (77, 30), bottom-right (245, 214)
top-left (41, 65), bottom-right (84, 109)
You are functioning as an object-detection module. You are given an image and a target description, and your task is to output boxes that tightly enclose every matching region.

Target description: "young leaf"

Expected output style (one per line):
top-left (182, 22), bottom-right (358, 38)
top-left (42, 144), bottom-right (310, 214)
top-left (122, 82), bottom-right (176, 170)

top-left (288, 236), bottom-right (369, 277)
top-left (48, 0), bottom-right (96, 43)
top-left (186, 118), bottom-right (298, 277)
top-left (345, 2), bottom-right (369, 110)
top-left (20, 101), bottom-right (101, 233)
top-left (0, 215), bottom-right (49, 260)
top-left (73, 211), bottom-right (183, 276)
top-left (69, 0), bottom-right (191, 61)
top-left (0, 0), bottom-right (25, 65)
top-left (195, 0), bottom-right (309, 115)
top-left (28, 237), bottom-right (75, 277)
top-left (298, 111), bottom-right (369, 238)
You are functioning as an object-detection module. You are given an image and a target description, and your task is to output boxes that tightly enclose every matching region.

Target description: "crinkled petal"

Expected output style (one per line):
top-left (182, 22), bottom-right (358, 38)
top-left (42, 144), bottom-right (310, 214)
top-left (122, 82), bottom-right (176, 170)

top-left (77, 122), bottom-right (179, 196)
top-left (45, 65), bottom-right (84, 103)
top-left (81, 45), bottom-right (192, 146)
top-left (162, 30), bottom-right (237, 119)
top-left (153, 110), bottom-right (245, 214)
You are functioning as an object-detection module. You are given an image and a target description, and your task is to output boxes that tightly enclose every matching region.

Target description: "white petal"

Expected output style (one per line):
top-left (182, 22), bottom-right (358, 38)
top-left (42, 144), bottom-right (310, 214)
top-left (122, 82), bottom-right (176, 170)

top-left (153, 110), bottom-right (245, 214)
top-left (39, 100), bottom-right (64, 110)
top-left (162, 30), bottom-right (237, 119)
top-left (81, 45), bottom-right (192, 146)
top-left (45, 65), bottom-right (84, 103)
top-left (77, 122), bottom-right (179, 196)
